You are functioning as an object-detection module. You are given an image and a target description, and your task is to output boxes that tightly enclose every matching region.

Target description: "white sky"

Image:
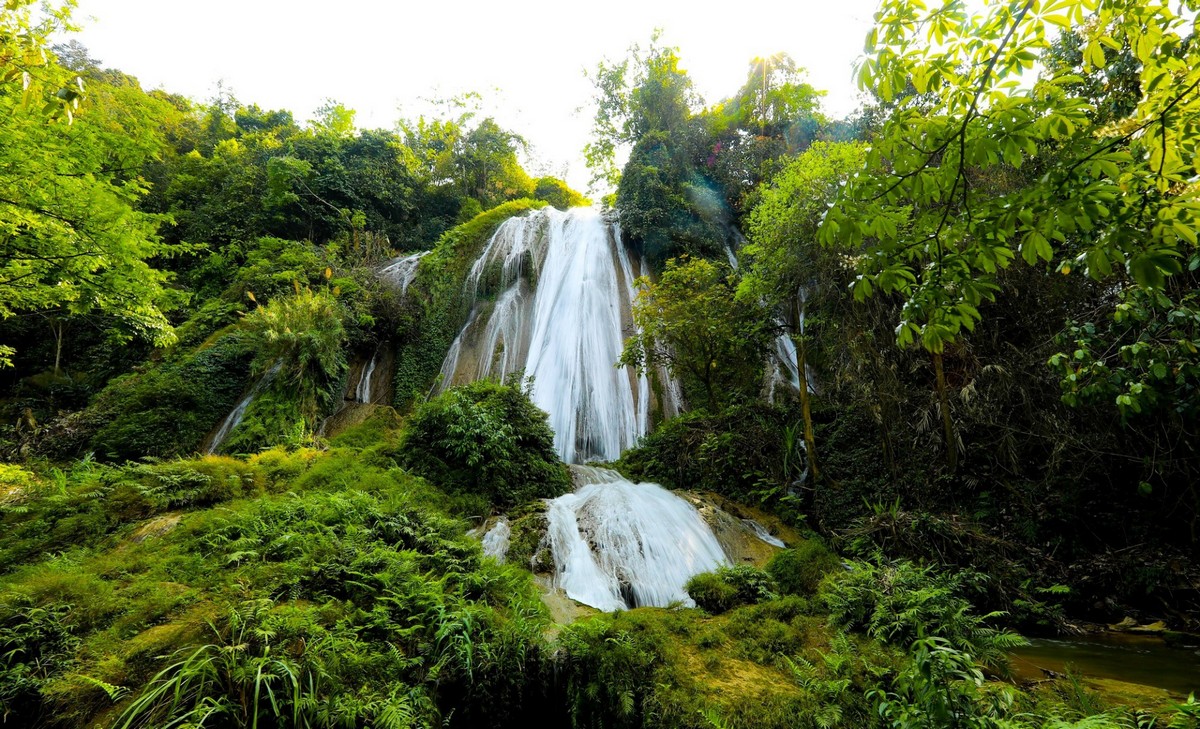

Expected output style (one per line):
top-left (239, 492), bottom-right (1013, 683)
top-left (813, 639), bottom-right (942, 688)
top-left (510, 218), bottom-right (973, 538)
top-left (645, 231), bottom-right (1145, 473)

top-left (69, 0), bottom-right (879, 190)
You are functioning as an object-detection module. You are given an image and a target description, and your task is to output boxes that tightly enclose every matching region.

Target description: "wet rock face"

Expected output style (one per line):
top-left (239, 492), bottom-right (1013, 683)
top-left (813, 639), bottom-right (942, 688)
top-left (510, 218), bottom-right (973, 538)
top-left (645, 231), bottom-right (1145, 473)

top-left (692, 500), bottom-right (783, 567)
top-left (129, 513), bottom-right (182, 543)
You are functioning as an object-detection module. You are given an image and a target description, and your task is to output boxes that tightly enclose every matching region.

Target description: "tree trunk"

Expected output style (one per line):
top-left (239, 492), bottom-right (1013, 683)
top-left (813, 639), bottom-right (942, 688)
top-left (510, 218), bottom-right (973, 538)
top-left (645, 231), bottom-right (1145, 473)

top-left (878, 407), bottom-right (896, 480)
top-left (793, 297), bottom-right (819, 481)
top-left (51, 319), bottom-right (64, 378)
top-left (933, 351), bottom-right (958, 472)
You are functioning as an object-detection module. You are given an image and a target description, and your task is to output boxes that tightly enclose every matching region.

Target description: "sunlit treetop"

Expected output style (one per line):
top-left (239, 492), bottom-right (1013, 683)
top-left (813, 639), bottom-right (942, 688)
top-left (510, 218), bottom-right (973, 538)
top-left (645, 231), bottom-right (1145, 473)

top-left (822, 0), bottom-right (1200, 354)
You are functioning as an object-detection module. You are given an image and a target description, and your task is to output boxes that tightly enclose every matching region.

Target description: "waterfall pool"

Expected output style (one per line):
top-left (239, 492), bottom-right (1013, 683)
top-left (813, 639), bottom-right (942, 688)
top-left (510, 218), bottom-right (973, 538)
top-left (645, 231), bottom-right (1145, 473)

top-left (1010, 632), bottom-right (1200, 696)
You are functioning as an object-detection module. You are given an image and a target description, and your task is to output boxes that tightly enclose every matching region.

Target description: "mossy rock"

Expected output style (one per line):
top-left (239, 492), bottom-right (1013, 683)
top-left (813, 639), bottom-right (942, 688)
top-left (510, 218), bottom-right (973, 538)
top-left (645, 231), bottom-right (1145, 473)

top-left (766, 539), bottom-right (842, 596)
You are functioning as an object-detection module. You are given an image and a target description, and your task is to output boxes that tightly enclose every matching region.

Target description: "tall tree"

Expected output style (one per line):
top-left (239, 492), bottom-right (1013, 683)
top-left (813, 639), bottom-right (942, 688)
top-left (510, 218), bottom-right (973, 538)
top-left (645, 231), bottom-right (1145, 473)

top-left (584, 31), bottom-right (698, 192)
top-left (821, 0), bottom-right (1200, 469)
top-left (742, 141), bottom-right (869, 480)
top-left (621, 257), bottom-right (771, 411)
top-left (1, 2), bottom-right (180, 368)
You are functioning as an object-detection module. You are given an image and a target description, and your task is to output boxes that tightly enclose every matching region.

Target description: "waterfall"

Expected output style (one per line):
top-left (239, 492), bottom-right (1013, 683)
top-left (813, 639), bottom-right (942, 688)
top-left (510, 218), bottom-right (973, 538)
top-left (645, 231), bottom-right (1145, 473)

top-left (725, 233), bottom-right (807, 401)
top-left (355, 349), bottom-right (379, 404)
top-left (545, 466), bottom-right (729, 611)
top-left (206, 361), bottom-right (282, 454)
top-left (436, 207), bottom-right (652, 463)
top-left (481, 517), bottom-right (511, 562)
top-left (768, 289), bottom-right (817, 401)
top-left (380, 250), bottom-right (429, 293)
top-left (743, 518), bottom-right (786, 548)
top-left (444, 208), bottom-right (781, 612)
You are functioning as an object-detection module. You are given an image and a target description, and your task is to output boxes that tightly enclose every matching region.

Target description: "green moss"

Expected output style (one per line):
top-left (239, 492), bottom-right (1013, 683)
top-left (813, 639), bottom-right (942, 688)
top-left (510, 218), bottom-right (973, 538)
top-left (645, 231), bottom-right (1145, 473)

top-left (327, 406), bottom-right (404, 449)
top-left (0, 463), bottom-right (38, 504)
top-left (506, 502), bottom-right (551, 572)
top-left (766, 540), bottom-right (841, 596)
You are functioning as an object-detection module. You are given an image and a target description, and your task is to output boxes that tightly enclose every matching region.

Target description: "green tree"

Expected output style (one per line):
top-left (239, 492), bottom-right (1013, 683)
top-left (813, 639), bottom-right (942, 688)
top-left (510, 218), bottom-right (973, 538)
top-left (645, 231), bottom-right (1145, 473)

top-left (1, 2), bottom-right (180, 368)
top-left (584, 32), bottom-right (698, 191)
top-left (310, 98), bottom-right (355, 138)
top-left (720, 53), bottom-right (825, 146)
top-left (621, 257), bottom-right (771, 411)
top-left (821, 0), bottom-right (1200, 469)
top-left (533, 176), bottom-right (589, 210)
top-left (742, 141), bottom-right (868, 480)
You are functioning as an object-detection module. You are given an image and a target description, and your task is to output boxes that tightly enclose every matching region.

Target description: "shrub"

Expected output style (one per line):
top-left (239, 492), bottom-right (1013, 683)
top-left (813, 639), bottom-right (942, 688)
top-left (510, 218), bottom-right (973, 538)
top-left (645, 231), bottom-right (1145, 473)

top-left (686, 565), bottom-right (778, 614)
top-left (554, 618), bottom-right (662, 728)
top-left (822, 557), bottom-right (1025, 669)
top-left (766, 540), bottom-right (841, 596)
top-left (87, 331), bottom-right (253, 460)
top-left (240, 288), bottom-right (348, 420)
top-left (617, 402), bottom-right (806, 516)
top-left (401, 379), bottom-right (570, 510)
top-left (533, 176), bottom-right (588, 210)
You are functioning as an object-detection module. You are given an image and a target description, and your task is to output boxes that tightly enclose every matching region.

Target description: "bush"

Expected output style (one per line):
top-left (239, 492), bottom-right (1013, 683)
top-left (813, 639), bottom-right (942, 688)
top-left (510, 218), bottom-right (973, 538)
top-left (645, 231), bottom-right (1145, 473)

top-left (766, 540), bottom-right (841, 596)
top-left (618, 402), bottom-right (802, 511)
top-left (822, 557), bottom-right (1025, 669)
top-left (401, 379), bottom-right (571, 510)
top-left (686, 565), bottom-right (778, 614)
top-left (240, 288), bottom-right (348, 420)
top-left (87, 332), bottom-right (253, 460)
top-left (533, 176), bottom-right (588, 210)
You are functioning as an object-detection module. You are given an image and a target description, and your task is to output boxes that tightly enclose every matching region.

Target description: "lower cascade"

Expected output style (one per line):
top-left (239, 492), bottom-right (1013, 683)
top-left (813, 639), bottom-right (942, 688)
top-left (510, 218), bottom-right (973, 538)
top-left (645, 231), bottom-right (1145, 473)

top-left (544, 466), bottom-right (730, 611)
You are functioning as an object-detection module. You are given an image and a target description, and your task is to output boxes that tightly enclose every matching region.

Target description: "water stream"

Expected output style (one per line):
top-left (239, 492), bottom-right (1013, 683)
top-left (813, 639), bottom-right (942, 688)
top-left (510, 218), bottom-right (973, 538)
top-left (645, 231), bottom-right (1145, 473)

top-left (481, 517), bottom-right (511, 563)
top-left (1011, 634), bottom-right (1200, 696)
top-left (206, 361), bottom-right (282, 454)
top-left (380, 250), bottom-right (429, 293)
top-left (355, 349), bottom-right (380, 404)
top-left (544, 466), bottom-right (731, 611)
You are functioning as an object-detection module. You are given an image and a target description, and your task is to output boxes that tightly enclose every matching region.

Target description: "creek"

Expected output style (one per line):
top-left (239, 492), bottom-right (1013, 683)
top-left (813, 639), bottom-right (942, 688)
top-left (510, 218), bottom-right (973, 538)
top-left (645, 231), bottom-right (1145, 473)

top-left (1010, 633), bottom-right (1200, 696)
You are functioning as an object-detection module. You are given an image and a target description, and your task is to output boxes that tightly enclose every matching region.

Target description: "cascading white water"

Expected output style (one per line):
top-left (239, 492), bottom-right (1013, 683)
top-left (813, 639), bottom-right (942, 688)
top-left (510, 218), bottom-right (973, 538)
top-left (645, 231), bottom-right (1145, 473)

top-left (724, 236), bottom-right (807, 400)
top-left (481, 517), bottom-right (511, 562)
top-left (743, 518), bottom-right (786, 548)
top-left (380, 250), bottom-right (429, 293)
top-left (545, 466), bottom-right (730, 611)
top-left (445, 208), bottom-right (781, 612)
top-left (768, 288), bottom-right (816, 401)
top-left (437, 207), bottom-right (653, 463)
top-left (206, 361), bottom-right (282, 454)
top-left (355, 349), bottom-right (379, 404)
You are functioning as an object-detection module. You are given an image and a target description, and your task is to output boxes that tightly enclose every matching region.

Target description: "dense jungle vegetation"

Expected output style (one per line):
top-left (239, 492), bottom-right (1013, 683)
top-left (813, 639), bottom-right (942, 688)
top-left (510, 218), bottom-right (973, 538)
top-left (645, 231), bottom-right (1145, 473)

top-left (2, 0), bottom-right (1200, 726)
